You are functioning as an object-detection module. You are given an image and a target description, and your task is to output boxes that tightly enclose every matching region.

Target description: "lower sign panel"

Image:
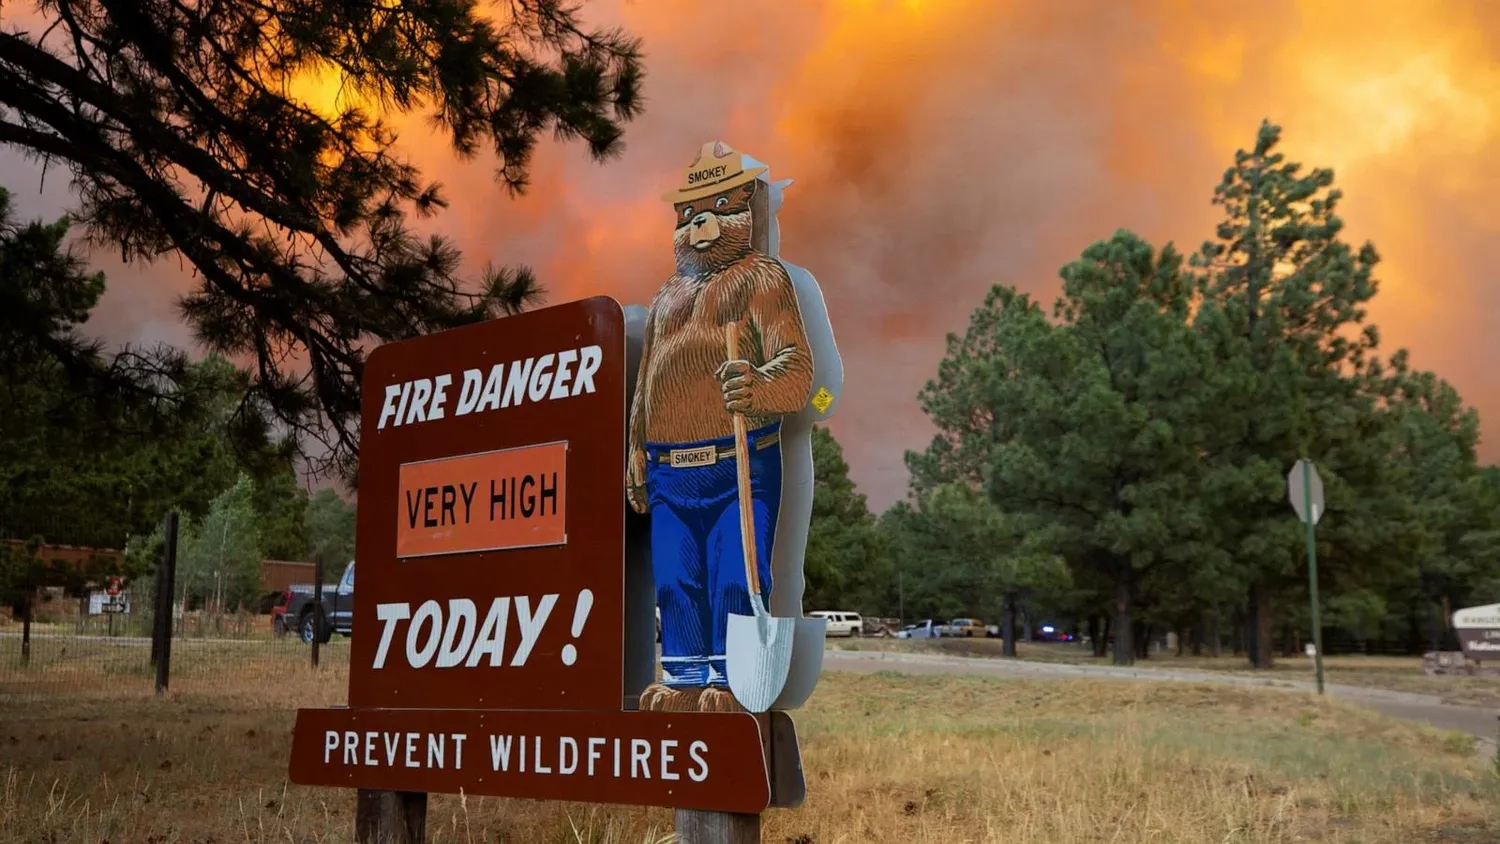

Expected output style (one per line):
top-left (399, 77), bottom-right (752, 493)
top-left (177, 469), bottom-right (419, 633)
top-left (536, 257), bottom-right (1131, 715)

top-left (289, 708), bottom-right (770, 813)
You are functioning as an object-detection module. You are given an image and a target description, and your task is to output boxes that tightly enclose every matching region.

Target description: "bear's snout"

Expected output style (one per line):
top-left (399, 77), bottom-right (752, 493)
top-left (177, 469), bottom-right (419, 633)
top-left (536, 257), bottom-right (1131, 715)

top-left (686, 212), bottom-right (722, 250)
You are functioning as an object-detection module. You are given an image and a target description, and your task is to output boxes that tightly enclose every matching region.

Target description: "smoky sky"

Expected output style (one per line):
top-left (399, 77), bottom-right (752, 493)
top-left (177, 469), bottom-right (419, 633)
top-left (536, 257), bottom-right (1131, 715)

top-left (3, 0), bottom-right (1497, 511)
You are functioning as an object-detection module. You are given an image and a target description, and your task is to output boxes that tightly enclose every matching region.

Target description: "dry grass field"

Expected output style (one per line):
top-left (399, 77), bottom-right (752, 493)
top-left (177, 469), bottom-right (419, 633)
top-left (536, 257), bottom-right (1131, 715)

top-left (830, 637), bottom-right (1500, 706)
top-left (2, 641), bottom-right (1498, 844)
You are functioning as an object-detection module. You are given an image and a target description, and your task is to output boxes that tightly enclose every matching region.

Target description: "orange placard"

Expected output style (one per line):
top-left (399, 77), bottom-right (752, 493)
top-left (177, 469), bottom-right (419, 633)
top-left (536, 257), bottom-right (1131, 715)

top-left (396, 441), bottom-right (567, 558)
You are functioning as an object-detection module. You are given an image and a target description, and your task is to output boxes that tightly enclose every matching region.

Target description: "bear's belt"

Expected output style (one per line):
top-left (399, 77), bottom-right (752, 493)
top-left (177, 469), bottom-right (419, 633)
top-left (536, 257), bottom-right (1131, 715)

top-left (657, 430), bottom-right (781, 467)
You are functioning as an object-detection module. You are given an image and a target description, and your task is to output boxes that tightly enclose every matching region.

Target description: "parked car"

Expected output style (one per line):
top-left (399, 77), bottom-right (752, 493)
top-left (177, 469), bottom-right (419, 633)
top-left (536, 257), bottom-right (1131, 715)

top-left (895, 619), bottom-right (942, 639)
top-left (808, 611), bottom-right (863, 637)
top-left (942, 618), bottom-right (986, 638)
top-left (283, 561), bottom-right (354, 644)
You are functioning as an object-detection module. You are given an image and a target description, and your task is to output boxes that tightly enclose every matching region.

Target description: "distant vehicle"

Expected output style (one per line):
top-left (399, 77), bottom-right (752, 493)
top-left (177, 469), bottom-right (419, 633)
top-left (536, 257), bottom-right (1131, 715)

top-left (808, 611), bottom-right (862, 637)
top-left (942, 618), bottom-right (985, 638)
top-left (283, 561), bottom-right (354, 645)
top-left (895, 619), bottom-right (942, 639)
top-left (983, 623), bottom-right (1073, 642)
top-left (1034, 624), bottom-right (1072, 643)
top-left (271, 590), bottom-right (292, 637)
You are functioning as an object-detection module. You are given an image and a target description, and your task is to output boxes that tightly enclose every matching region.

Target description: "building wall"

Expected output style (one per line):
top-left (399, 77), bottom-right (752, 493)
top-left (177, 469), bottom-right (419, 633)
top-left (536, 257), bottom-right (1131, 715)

top-left (260, 560), bottom-right (316, 593)
top-left (2, 541), bottom-right (124, 568)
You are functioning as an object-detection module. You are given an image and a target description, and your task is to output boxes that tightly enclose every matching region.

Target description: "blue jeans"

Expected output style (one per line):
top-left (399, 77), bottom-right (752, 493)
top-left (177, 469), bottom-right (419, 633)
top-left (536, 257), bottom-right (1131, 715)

top-left (645, 423), bottom-right (781, 687)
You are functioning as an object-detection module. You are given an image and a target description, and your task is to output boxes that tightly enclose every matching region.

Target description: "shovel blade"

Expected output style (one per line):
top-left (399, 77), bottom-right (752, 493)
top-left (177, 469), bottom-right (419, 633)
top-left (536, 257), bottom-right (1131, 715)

top-left (771, 617), bottom-right (826, 710)
top-left (726, 604), bottom-right (796, 713)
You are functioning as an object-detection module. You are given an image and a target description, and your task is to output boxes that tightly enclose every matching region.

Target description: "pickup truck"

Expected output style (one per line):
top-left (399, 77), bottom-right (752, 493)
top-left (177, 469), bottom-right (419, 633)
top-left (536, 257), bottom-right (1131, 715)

top-left (941, 618), bottom-right (986, 638)
top-left (895, 619), bottom-right (942, 639)
top-left (284, 561), bottom-right (355, 644)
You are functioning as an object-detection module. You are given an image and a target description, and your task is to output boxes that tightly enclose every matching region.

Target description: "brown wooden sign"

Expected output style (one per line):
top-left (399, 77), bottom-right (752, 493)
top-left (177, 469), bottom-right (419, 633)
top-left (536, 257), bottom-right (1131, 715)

top-left (289, 708), bottom-right (772, 814)
top-left (1453, 603), bottom-right (1500, 662)
top-left (289, 294), bottom-right (786, 823)
top-left (348, 296), bottom-right (626, 711)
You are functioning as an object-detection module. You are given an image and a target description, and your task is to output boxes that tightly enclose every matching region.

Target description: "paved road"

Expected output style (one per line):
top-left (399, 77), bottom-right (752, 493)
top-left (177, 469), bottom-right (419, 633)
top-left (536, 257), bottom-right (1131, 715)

top-left (823, 649), bottom-right (1500, 745)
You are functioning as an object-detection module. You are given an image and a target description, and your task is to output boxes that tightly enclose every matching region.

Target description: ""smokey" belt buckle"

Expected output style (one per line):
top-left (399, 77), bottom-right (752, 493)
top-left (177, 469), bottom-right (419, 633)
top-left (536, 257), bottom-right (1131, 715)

top-left (669, 445), bottom-right (718, 468)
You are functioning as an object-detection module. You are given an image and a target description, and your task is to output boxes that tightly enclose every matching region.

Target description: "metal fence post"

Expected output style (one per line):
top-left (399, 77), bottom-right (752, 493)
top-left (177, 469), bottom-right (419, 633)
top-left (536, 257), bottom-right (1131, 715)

top-left (155, 511), bottom-right (179, 696)
top-left (20, 584), bottom-right (32, 667)
top-left (312, 559), bottom-right (324, 668)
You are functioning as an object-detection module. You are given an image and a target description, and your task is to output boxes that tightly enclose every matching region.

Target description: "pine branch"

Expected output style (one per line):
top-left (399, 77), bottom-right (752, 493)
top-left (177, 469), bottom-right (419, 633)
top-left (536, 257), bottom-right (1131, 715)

top-left (0, 0), bottom-right (642, 480)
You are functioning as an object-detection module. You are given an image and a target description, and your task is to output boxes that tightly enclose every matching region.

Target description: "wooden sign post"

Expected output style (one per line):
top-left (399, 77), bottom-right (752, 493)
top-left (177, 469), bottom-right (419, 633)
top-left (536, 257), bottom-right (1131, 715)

top-left (289, 296), bottom-right (802, 842)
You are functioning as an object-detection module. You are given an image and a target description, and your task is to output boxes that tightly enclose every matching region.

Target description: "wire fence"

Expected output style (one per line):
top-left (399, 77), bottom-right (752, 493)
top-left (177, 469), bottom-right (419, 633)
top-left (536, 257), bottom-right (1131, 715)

top-left (0, 512), bottom-right (348, 706)
top-left (0, 606), bottom-right (349, 704)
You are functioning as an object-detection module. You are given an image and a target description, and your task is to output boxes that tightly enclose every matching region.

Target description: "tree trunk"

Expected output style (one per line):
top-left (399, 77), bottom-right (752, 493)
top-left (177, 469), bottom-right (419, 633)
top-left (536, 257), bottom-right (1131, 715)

top-left (1021, 608), bottom-right (1031, 642)
top-left (1245, 585), bottom-right (1259, 667)
top-left (1440, 596), bottom-right (1452, 650)
top-left (1249, 584), bottom-right (1274, 669)
top-left (1088, 615), bottom-right (1104, 657)
top-left (1135, 622), bottom-right (1151, 660)
top-left (1441, 596), bottom-right (1457, 651)
top-left (1002, 592), bottom-right (1018, 658)
top-left (1113, 577), bottom-right (1134, 667)
top-left (1191, 619), bottom-right (1203, 657)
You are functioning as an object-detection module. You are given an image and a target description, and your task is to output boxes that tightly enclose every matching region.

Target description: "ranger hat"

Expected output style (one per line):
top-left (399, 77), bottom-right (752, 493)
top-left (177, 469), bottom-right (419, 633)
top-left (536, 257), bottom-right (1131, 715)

top-left (661, 141), bottom-right (767, 203)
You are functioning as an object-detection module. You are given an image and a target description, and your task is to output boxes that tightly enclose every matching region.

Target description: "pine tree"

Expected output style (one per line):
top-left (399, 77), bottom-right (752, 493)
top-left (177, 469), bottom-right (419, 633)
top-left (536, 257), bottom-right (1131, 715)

top-left (0, 1), bottom-right (643, 477)
top-left (305, 487), bottom-right (357, 568)
top-left (908, 231), bottom-right (1211, 665)
top-left (804, 426), bottom-right (889, 613)
top-left (1379, 358), bottom-right (1491, 650)
top-left (903, 483), bottom-right (1068, 656)
top-left (1191, 120), bottom-right (1387, 668)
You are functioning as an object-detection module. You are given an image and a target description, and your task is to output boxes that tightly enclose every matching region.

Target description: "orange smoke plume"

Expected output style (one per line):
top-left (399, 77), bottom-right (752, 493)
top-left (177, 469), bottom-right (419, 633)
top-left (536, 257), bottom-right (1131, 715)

top-left (9, 0), bottom-right (1499, 508)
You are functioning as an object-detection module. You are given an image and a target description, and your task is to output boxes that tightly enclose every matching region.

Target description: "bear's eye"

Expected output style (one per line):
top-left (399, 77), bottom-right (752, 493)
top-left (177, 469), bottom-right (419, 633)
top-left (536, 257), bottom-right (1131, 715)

top-left (681, 206), bottom-right (693, 220)
top-left (715, 196), bottom-right (729, 208)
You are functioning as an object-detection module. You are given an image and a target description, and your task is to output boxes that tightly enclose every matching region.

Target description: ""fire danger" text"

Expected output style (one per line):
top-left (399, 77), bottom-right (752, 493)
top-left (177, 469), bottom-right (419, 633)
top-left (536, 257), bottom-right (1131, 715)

top-left (377, 345), bottom-right (603, 431)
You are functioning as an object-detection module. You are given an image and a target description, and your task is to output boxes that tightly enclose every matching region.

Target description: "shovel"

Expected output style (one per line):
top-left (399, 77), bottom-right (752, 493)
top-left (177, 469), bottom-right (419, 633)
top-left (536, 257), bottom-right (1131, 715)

top-left (723, 321), bottom-right (797, 713)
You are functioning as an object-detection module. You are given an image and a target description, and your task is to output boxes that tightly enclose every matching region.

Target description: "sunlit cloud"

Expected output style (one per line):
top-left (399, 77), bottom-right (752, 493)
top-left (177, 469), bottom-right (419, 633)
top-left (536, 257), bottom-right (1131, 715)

top-left (4, 0), bottom-right (1497, 508)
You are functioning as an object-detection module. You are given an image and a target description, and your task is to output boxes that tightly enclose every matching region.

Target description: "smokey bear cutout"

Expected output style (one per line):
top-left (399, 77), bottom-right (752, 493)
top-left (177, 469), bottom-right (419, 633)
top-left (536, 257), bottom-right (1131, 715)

top-left (628, 141), bottom-right (842, 714)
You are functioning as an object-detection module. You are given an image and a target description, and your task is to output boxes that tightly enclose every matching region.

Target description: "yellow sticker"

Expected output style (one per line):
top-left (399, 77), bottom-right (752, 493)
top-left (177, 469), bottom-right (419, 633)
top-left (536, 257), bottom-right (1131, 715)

top-left (811, 387), bottom-right (834, 414)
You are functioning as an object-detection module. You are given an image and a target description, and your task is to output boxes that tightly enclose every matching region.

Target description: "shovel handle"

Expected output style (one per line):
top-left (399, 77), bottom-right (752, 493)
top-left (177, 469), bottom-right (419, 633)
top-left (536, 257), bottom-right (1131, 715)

top-left (724, 321), bottom-right (761, 597)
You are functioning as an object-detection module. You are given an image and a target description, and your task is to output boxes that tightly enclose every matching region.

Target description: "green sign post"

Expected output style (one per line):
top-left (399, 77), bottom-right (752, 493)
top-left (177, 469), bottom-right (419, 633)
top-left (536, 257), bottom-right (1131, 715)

top-left (1288, 458), bottom-right (1326, 695)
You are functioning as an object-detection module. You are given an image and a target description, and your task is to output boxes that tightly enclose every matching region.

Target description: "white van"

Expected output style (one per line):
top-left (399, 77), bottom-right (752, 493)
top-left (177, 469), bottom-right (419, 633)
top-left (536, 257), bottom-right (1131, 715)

top-left (809, 611), bottom-right (863, 637)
